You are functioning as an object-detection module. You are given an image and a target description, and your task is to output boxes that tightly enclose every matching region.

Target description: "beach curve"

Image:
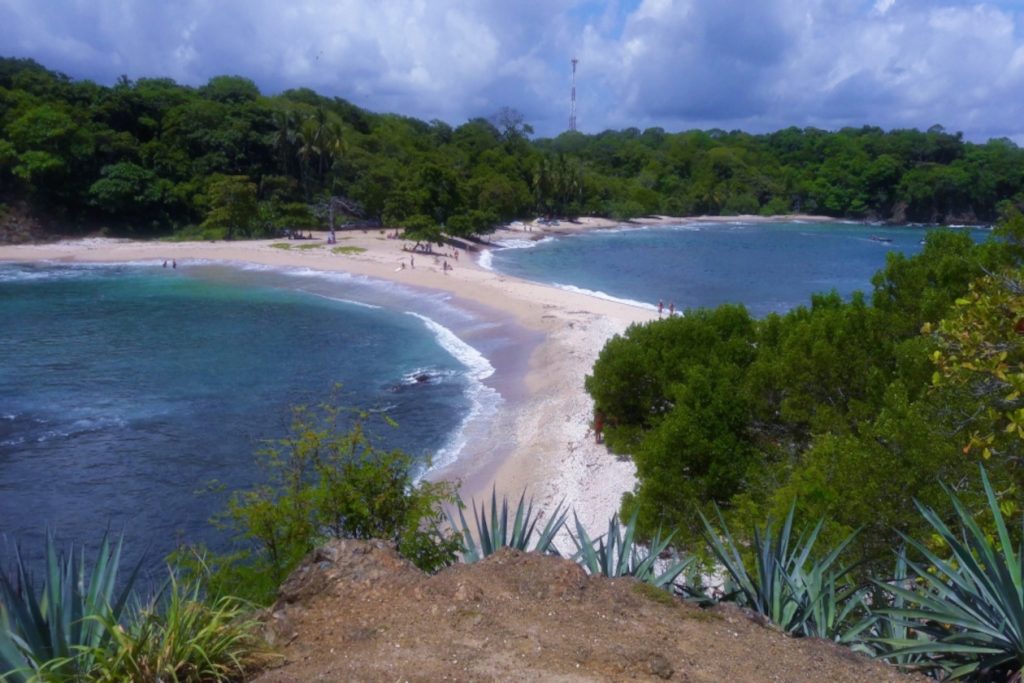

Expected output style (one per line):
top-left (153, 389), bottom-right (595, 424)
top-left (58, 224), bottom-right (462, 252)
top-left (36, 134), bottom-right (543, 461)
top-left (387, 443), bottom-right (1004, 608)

top-left (0, 224), bottom-right (658, 536)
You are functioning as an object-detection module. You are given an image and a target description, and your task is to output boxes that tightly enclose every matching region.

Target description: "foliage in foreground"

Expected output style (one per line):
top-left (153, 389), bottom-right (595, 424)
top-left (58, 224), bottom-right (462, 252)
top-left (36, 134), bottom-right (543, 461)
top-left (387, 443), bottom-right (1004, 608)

top-left (699, 503), bottom-right (866, 640)
top-left (82, 574), bottom-right (267, 683)
top-left (449, 488), bottom-right (567, 563)
top-left (185, 403), bottom-right (462, 604)
top-left (875, 466), bottom-right (1024, 681)
top-left (0, 536), bottom-right (263, 683)
top-left (0, 533), bottom-right (139, 682)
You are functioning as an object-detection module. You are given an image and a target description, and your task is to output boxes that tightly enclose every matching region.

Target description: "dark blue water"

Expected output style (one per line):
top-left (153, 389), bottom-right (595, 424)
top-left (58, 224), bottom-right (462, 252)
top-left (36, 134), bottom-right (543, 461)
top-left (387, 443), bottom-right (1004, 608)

top-left (486, 222), bottom-right (954, 317)
top-left (0, 262), bottom-right (497, 580)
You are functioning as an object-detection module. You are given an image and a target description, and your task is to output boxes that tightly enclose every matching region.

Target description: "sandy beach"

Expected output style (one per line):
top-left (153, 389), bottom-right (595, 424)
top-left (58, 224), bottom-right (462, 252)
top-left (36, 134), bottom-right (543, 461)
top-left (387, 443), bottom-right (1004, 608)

top-left (0, 217), bottom-right (680, 537)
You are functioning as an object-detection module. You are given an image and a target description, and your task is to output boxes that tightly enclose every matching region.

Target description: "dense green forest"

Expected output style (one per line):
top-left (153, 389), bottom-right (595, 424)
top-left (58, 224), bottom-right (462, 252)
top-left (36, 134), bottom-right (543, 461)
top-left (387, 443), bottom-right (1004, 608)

top-left (2, 56), bottom-right (1024, 241)
top-left (586, 203), bottom-right (1024, 574)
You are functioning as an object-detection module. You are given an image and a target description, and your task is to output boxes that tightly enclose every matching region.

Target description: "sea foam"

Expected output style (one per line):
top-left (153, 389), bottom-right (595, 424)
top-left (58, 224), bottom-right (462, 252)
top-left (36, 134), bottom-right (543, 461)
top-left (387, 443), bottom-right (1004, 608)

top-left (553, 283), bottom-right (658, 311)
top-left (406, 312), bottom-right (501, 472)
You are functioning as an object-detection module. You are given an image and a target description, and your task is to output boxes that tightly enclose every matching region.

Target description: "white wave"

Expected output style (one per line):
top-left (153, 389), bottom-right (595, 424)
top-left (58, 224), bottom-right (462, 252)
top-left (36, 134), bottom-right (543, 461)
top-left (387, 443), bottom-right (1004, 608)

top-left (307, 292), bottom-right (381, 310)
top-left (406, 313), bottom-right (494, 382)
top-left (552, 283), bottom-right (659, 311)
top-left (405, 311), bottom-right (502, 472)
top-left (492, 236), bottom-right (554, 250)
top-left (598, 224), bottom-right (654, 234)
top-left (478, 249), bottom-right (493, 271)
top-left (35, 415), bottom-right (128, 443)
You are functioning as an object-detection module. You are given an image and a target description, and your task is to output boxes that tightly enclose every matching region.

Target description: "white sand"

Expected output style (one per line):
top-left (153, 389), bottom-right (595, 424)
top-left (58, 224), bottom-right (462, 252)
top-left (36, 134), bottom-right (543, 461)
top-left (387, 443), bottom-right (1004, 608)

top-left (0, 225), bottom-right (658, 536)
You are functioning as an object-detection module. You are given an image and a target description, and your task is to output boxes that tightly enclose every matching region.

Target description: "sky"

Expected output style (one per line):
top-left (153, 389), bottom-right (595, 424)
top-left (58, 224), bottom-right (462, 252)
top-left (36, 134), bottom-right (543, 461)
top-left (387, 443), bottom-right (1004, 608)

top-left (2, 0), bottom-right (1023, 142)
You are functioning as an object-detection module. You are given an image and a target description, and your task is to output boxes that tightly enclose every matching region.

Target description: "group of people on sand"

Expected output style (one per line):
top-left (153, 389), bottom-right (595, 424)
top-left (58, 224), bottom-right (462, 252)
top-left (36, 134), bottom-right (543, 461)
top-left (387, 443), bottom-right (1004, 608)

top-left (397, 254), bottom-right (454, 274)
top-left (657, 300), bottom-right (675, 318)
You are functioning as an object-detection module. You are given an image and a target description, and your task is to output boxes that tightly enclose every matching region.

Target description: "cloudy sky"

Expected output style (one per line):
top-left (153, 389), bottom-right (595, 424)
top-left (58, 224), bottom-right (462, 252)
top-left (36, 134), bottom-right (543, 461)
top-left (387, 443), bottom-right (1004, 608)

top-left (2, 0), bottom-right (1023, 142)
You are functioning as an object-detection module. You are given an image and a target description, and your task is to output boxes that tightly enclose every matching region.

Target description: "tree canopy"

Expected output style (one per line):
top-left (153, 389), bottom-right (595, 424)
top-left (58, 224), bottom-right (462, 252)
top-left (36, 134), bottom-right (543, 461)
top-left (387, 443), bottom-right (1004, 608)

top-left (2, 58), bottom-right (1024, 239)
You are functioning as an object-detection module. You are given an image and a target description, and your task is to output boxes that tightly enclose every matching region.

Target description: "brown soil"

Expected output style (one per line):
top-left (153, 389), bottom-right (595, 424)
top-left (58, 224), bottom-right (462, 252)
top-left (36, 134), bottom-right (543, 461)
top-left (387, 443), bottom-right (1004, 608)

top-left (254, 540), bottom-right (922, 682)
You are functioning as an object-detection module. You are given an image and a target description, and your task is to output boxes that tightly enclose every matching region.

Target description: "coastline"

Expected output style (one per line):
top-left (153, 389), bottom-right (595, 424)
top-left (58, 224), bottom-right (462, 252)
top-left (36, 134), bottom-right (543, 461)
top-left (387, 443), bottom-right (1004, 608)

top-left (0, 222), bottom-right (659, 536)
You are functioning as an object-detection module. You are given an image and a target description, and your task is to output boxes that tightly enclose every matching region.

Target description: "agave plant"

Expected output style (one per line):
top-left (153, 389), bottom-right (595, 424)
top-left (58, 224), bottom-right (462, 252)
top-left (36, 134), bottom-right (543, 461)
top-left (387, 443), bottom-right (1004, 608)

top-left (567, 511), bottom-right (692, 589)
top-left (873, 465), bottom-right (1024, 680)
top-left (449, 488), bottom-right (567, 563)
top-left (0, 532), bottom-right (141, 682)
top-left (699, 502), bottom-right (866, 639)
top-left (848, 549), bottom-right (932, 664)
top-left (81, 572), bottom-right (268, 682)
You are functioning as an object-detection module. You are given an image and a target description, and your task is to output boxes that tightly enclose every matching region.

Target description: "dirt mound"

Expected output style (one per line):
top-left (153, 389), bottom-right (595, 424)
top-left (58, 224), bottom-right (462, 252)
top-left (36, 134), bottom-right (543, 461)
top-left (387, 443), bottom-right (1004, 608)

top-left (255, 540), bottom-right (920, 682)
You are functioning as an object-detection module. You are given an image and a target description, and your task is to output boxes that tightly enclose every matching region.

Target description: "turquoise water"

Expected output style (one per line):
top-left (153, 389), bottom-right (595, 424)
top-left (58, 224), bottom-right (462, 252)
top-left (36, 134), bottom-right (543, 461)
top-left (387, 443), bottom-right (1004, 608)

top-left (483, 222), bottom-right (957, 317)
top-left (0, 262), bottom-right (501, 579)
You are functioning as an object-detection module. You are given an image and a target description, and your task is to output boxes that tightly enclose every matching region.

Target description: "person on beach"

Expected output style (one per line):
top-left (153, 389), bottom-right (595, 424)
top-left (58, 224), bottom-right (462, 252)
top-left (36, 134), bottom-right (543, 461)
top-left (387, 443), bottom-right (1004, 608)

top-left (410, 255), bottom-right (415, 268)
top-left (163, 260), bottom-right (167, 268)
top-left (669, 302), bottom-right (674, 316)
top-left (594, 410), bottom-right (604, 444)
top-left (658, 300), bottom-right (663, 317)
top-left (172, 259), bottom-right (177, 269)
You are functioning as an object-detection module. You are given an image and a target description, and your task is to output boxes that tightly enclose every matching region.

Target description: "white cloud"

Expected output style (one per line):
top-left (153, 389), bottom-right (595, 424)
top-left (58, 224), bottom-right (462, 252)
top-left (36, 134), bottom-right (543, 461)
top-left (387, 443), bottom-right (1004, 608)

top-left (0, 0), bottom-right (1022, 140)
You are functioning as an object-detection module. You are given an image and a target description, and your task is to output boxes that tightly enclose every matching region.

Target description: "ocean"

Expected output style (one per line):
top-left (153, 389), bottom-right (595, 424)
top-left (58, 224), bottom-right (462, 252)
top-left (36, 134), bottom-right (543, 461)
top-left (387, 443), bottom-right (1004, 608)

top-left (482, 221), bottom-right (957, 317)
top-left (0, 261), bottom-right (509, 579)
top-left (0, 221), bottom-right (967, 579)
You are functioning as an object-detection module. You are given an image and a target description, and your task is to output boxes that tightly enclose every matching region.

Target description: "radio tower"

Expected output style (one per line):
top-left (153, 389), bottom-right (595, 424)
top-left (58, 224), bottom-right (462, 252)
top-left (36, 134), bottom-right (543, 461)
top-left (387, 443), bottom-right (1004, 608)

top-left (569, 57), bottom-right (579, 132)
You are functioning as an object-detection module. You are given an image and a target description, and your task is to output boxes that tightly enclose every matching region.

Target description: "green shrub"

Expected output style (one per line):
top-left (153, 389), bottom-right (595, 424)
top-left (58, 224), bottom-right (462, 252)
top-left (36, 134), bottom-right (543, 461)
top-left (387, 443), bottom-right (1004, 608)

top-left (184, 403), bottom-right (461, 604)
top-left (83, 573), bottom-right (269, 682)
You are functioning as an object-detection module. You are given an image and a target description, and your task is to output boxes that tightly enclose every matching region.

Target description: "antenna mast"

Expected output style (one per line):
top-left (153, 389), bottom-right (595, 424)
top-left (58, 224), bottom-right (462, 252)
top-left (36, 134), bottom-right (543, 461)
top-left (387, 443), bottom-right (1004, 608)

top-left (570, 57), bottom-right (579, 132)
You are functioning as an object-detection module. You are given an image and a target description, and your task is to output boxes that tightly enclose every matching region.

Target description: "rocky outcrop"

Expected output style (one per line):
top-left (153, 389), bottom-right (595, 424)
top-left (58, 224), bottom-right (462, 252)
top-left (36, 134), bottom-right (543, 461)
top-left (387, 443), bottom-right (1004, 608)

top-left (256, 540), bottom-right (922, 682)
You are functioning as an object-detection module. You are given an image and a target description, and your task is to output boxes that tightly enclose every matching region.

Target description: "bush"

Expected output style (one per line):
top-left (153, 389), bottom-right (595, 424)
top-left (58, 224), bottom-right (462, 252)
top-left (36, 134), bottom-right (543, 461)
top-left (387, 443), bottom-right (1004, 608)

top-left (183, 403), bottom-right (461, 604)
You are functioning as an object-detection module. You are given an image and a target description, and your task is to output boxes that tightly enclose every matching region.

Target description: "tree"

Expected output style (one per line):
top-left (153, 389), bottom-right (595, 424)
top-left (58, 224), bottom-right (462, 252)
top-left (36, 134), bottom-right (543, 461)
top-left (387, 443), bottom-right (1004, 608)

top-left (201, 174), bottom-right (258, 239)
top-left (88, 162), bottom-right (170, 226)
top-left (490, 106), bottom-right (534, 144)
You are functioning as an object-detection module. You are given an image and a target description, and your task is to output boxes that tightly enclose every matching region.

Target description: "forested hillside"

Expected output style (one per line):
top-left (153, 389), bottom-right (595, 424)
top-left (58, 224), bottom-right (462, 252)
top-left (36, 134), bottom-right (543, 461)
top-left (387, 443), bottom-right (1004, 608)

top-left (2, 57), bottom-right (1023, 240)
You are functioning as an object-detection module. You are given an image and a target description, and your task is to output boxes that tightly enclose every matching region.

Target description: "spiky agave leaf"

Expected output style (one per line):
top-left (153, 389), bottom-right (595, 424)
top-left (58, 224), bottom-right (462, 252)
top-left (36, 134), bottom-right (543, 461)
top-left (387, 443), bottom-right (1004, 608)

top-left (568, 511), bottom-right (692, 588)
top-left (699, 502), bottom-right (863, 639)
top-left (873, 465), bottom-right (1024, 680)
top-left (448, 488), bottom-right (567, 563)
top-left (0, 531), bottom-right (142, 680)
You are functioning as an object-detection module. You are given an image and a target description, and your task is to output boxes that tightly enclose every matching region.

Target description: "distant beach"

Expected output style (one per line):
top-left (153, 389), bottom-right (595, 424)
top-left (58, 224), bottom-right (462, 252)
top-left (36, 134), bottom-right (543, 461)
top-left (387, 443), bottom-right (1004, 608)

top-left (0, 219), bottom-right (665, 535)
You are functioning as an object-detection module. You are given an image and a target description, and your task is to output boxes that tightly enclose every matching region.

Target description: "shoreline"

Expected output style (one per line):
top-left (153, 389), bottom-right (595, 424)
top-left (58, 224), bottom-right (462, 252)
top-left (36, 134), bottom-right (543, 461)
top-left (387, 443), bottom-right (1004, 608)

top-left (0, 221), bottom-right (659, 536)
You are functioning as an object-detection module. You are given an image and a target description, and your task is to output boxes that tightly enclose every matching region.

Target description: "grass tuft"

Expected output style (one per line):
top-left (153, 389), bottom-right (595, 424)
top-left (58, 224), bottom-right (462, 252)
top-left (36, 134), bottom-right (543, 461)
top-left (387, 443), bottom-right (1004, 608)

top-left (633, 582), bottom-right (678, 607)
top-left (332, 246), bottom-right (366, 255)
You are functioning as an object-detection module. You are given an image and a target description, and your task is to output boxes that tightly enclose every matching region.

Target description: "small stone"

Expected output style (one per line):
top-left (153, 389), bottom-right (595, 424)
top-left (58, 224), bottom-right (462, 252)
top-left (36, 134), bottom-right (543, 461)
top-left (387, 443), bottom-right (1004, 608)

top-left (647, 653), bottom-right (674, 680)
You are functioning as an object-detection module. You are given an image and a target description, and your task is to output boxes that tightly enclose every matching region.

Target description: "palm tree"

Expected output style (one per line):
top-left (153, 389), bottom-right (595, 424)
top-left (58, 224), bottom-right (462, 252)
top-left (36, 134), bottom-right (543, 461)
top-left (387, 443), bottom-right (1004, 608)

top-left (271, 109), bottom-right (298, 177)
top-left (296, 117), bottom-right (323, 198)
